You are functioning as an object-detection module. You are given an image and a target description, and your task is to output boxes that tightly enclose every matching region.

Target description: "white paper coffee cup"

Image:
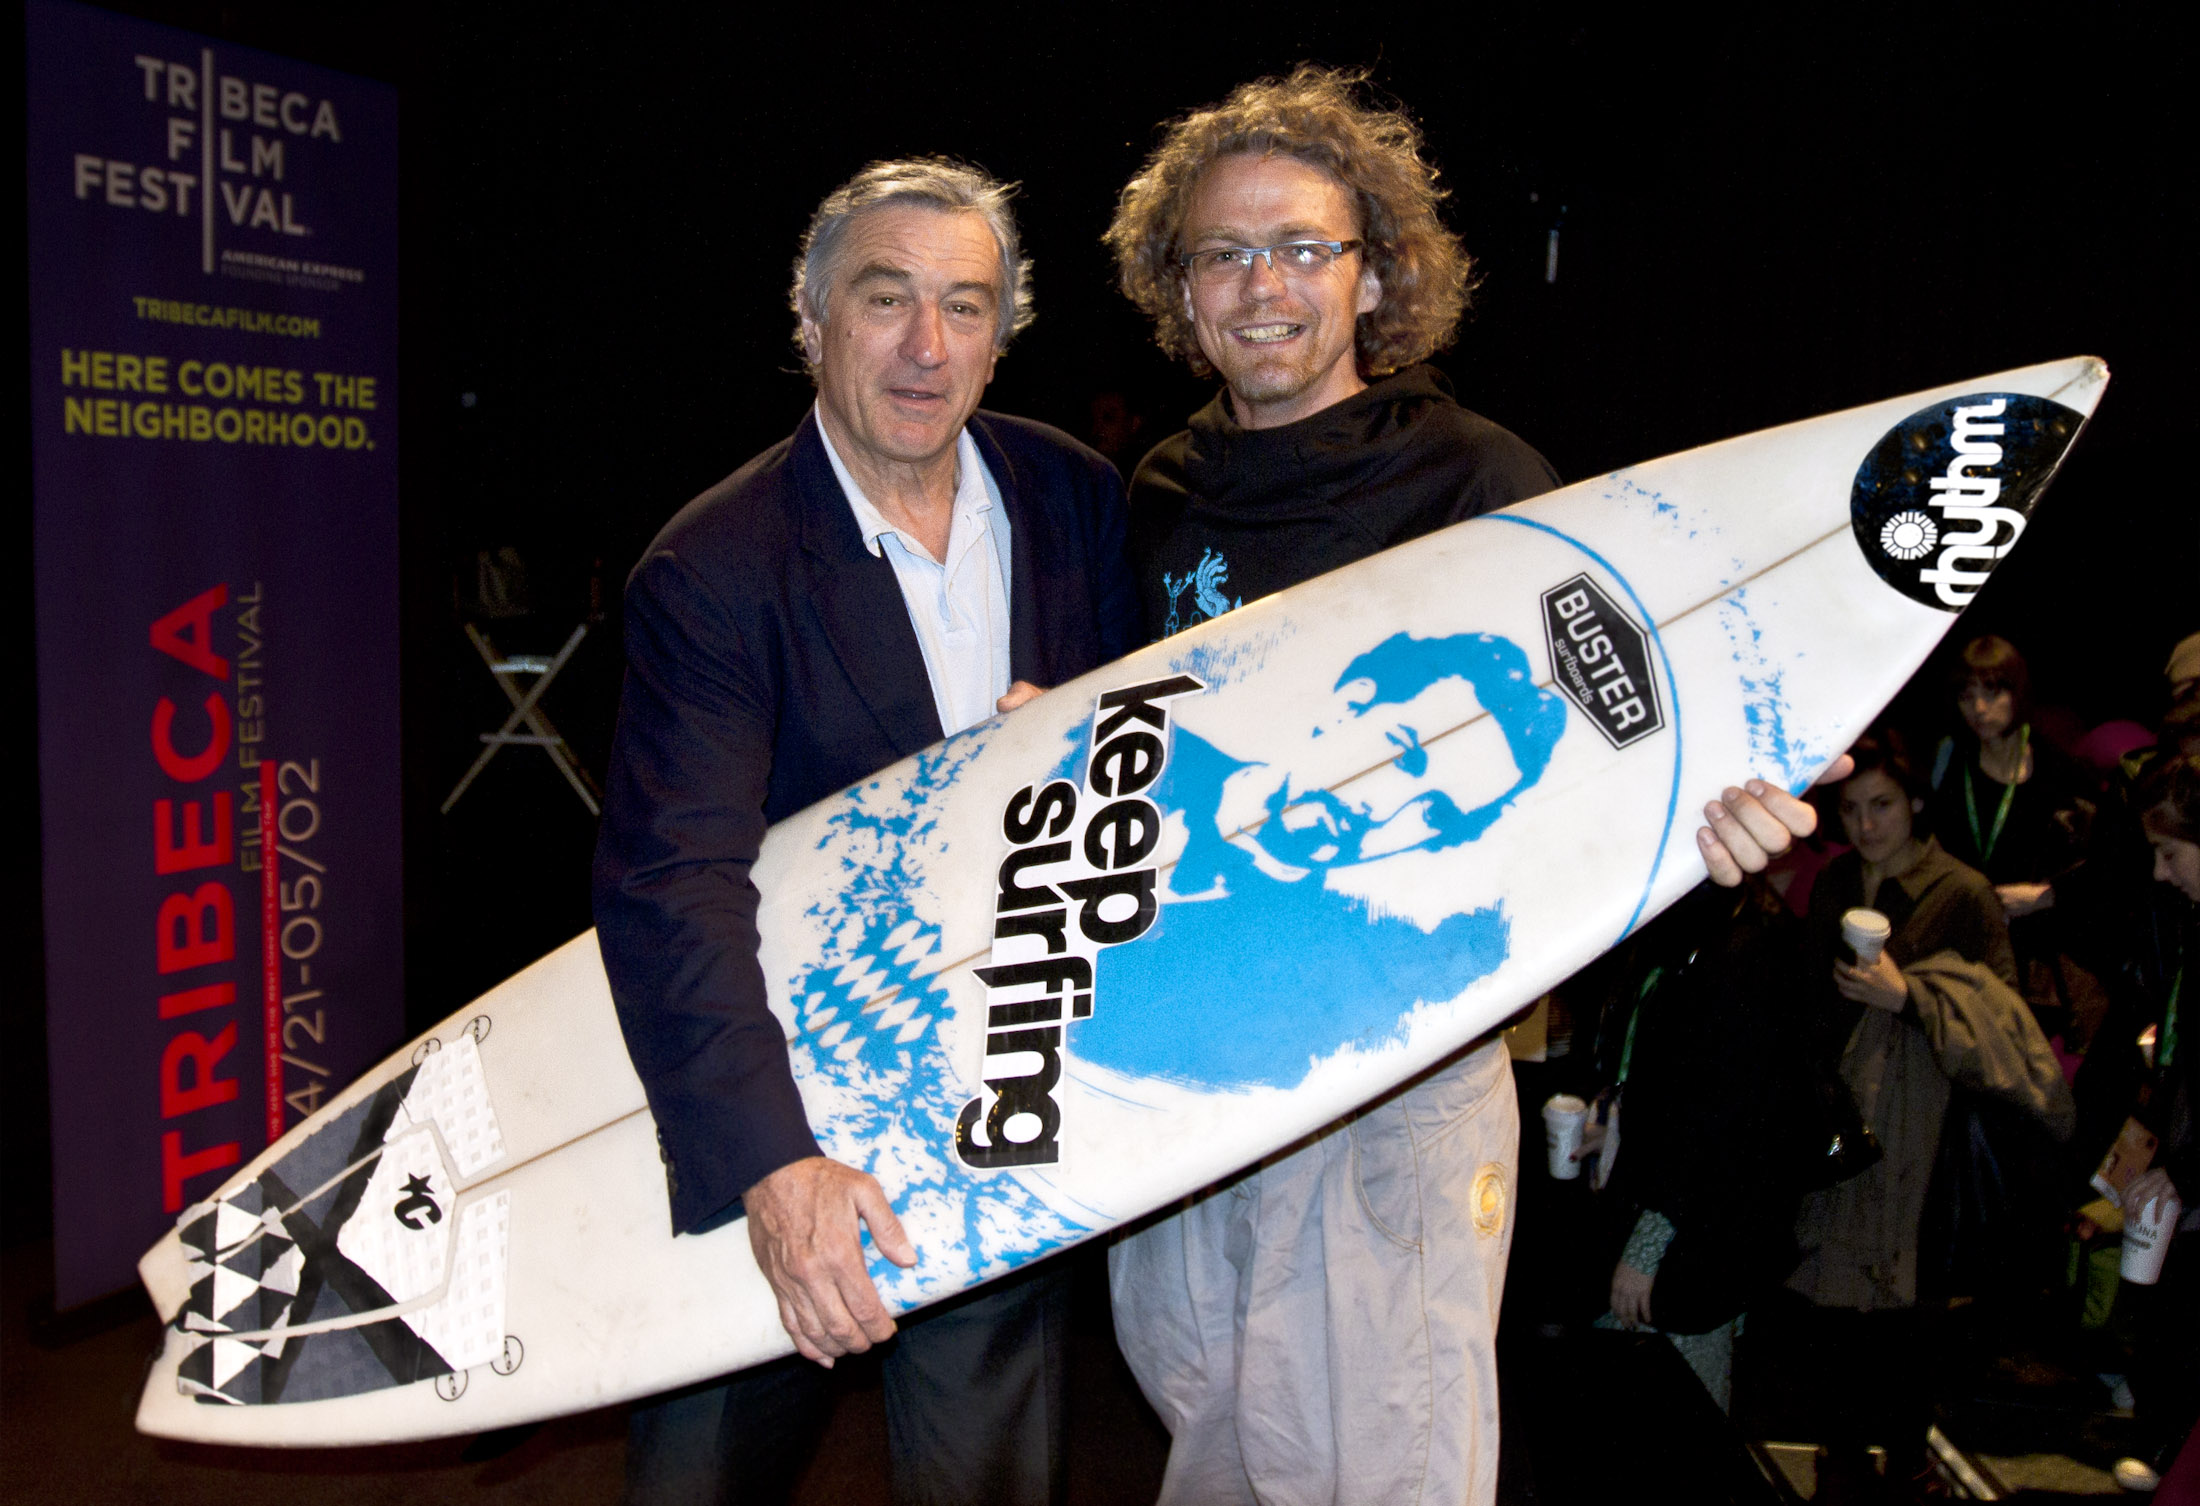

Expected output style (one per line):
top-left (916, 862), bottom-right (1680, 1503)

top-left (1543, 1093), bottom-right (1588, 1180)
top-left (2122, 1192), bottom-right (2182, 1285)
top-left (1841, 908), bottom-right (1892, 965)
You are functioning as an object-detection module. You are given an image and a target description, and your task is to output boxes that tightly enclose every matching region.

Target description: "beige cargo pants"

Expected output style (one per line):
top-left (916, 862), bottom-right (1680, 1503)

top-left (1109, 1038), bottom-right (1518, 1506)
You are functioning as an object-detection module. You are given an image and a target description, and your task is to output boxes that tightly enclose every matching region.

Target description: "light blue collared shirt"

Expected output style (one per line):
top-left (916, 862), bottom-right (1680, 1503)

top-left (815, 408), bottom-right (1013, 738)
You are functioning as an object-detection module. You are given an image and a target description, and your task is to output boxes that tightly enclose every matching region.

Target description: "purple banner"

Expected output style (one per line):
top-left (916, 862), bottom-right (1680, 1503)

top-left (27, 0), bottom-right (402, 1306)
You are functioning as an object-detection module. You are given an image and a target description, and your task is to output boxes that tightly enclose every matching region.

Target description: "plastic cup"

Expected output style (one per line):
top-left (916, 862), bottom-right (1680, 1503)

top-left (1543, 1093), bottom-right (1588, 1180)
top-left (1841, 908), bottom-right (1892, 965)
top-left (2122, 1191), bottom-right (2182, 1285)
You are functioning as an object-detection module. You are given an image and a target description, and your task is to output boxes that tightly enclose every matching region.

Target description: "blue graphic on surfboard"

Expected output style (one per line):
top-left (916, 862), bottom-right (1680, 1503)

top-left (780, 734), bottom-right (1093, 1309)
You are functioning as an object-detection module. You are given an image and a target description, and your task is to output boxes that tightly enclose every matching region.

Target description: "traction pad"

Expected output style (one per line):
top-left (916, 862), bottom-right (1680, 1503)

top-left (172, 1033), bottom-right (511, 1405)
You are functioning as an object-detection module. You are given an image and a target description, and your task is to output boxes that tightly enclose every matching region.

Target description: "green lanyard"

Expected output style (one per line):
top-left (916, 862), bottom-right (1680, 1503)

top-left (1616, 965), bottom-right (1663, 1085)
top-left (1963, 722), bottom-right (2029, 867)
top-left (2163, 962), bottom-right (2182, 1071)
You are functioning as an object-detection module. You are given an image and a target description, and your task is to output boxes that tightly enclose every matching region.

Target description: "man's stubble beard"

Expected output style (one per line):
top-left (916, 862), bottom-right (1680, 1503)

top-left (1208, 300), bottom-right (1331, 410)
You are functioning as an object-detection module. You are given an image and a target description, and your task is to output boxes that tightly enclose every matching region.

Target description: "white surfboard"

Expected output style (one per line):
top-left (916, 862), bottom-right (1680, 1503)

top-left (136, 356), bottom-right (2106, 1444)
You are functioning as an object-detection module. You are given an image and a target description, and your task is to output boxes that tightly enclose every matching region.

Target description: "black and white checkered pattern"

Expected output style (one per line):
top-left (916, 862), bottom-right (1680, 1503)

top-left (175, 1182), bottom-right (303, 1404)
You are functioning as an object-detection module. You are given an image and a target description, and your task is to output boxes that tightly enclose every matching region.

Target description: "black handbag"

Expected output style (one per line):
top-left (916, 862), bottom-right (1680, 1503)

top-left (1796, 1056), bottom-right (1883, 1191)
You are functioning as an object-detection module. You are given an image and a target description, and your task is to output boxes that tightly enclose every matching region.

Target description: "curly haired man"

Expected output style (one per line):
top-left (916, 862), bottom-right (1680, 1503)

top-left (1103, 67), bottom-right (1826, 1506)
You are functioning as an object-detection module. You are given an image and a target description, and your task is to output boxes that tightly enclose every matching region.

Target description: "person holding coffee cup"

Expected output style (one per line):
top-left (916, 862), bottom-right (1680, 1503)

top-left (1753, 730), bottom-right (2074, 1484)
top-left (2091, 752), bottom-right (2200, 1491)
top-left (2128, 754), bottom-right (2199, 1236)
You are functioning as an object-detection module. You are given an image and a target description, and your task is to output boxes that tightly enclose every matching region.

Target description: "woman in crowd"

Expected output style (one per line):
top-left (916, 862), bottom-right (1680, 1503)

top-left (2086, 753), bottom-right (2200, 1491)
top-left (1766, 731), bottom-right (2074, 1488)
top-left (1923, 638), bottom-right (2103, 1309)
top-left (1928, 636), bottom-right (2099, 1040)
top-left (2060, 684), bottom-right (2200, 1166)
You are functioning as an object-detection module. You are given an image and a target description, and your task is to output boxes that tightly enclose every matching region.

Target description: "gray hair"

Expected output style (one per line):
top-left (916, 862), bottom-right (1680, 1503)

top-left (791, 157), bottom-right (1035, 362)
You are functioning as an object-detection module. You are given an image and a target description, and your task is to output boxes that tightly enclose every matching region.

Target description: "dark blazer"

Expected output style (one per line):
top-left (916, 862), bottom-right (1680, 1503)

top-left (593, 409), bottom-right (1135, 1235)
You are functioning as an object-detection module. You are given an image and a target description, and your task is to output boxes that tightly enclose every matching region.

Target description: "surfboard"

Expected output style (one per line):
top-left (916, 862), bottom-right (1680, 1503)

top-left (135, 356), bottom-right (2106, 1444)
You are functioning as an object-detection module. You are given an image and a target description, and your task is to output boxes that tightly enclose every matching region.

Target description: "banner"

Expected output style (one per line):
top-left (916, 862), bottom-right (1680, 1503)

top-left (27, 0), bottom-right (403, 1306)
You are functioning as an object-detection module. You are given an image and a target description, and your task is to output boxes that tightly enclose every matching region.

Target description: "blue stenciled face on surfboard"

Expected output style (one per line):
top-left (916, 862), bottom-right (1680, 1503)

top-left (1073, 630), bottom-right (1566, 1090)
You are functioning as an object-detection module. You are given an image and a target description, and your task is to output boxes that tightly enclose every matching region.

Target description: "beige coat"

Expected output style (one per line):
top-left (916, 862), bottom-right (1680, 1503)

top-left (1790, 952), bottom-right (2076, 1310)
top-left (1786, 949), bottom-right (2076, 1301)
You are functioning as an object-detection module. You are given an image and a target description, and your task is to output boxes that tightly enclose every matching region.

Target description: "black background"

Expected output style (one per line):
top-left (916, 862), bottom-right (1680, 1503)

top-left (9, 3), bottom-right (2192, 1271)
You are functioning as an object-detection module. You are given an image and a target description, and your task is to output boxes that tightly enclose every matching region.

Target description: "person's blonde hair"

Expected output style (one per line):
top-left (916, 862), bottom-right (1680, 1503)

top-left (1105, 65), bottom-right (1475, 379)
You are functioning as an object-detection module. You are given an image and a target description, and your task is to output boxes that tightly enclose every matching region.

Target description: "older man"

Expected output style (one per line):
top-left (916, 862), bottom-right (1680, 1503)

top-left (1102, 68), bottom-right (1829, 1506)
top-left (594, 159), bottom-right (1132, 1505)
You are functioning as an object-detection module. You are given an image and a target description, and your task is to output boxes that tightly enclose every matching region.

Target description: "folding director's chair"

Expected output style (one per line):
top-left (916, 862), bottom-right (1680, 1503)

top-left (441, 620), bottom-right (602, 816)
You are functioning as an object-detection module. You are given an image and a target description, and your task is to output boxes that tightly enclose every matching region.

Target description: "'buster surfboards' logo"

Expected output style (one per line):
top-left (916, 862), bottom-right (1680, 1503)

top-left (1541, 575), bottom-right (1663, 750)
top-left (1851, 392), bottom-right (2083, 611)
top-left (956, 674), bottom-right (1206, 1170)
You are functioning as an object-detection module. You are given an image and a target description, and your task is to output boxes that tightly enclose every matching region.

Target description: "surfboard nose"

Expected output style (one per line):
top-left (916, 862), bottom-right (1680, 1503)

top-left (1844, 365), bottom-right (2102, 615)
top-left (2047, 354), bottom-right (2109, 415)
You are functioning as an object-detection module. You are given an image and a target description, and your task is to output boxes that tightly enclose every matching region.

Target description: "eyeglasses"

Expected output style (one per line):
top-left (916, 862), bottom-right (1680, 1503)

top-left (1179, 240), bottom-right (1364, 283)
